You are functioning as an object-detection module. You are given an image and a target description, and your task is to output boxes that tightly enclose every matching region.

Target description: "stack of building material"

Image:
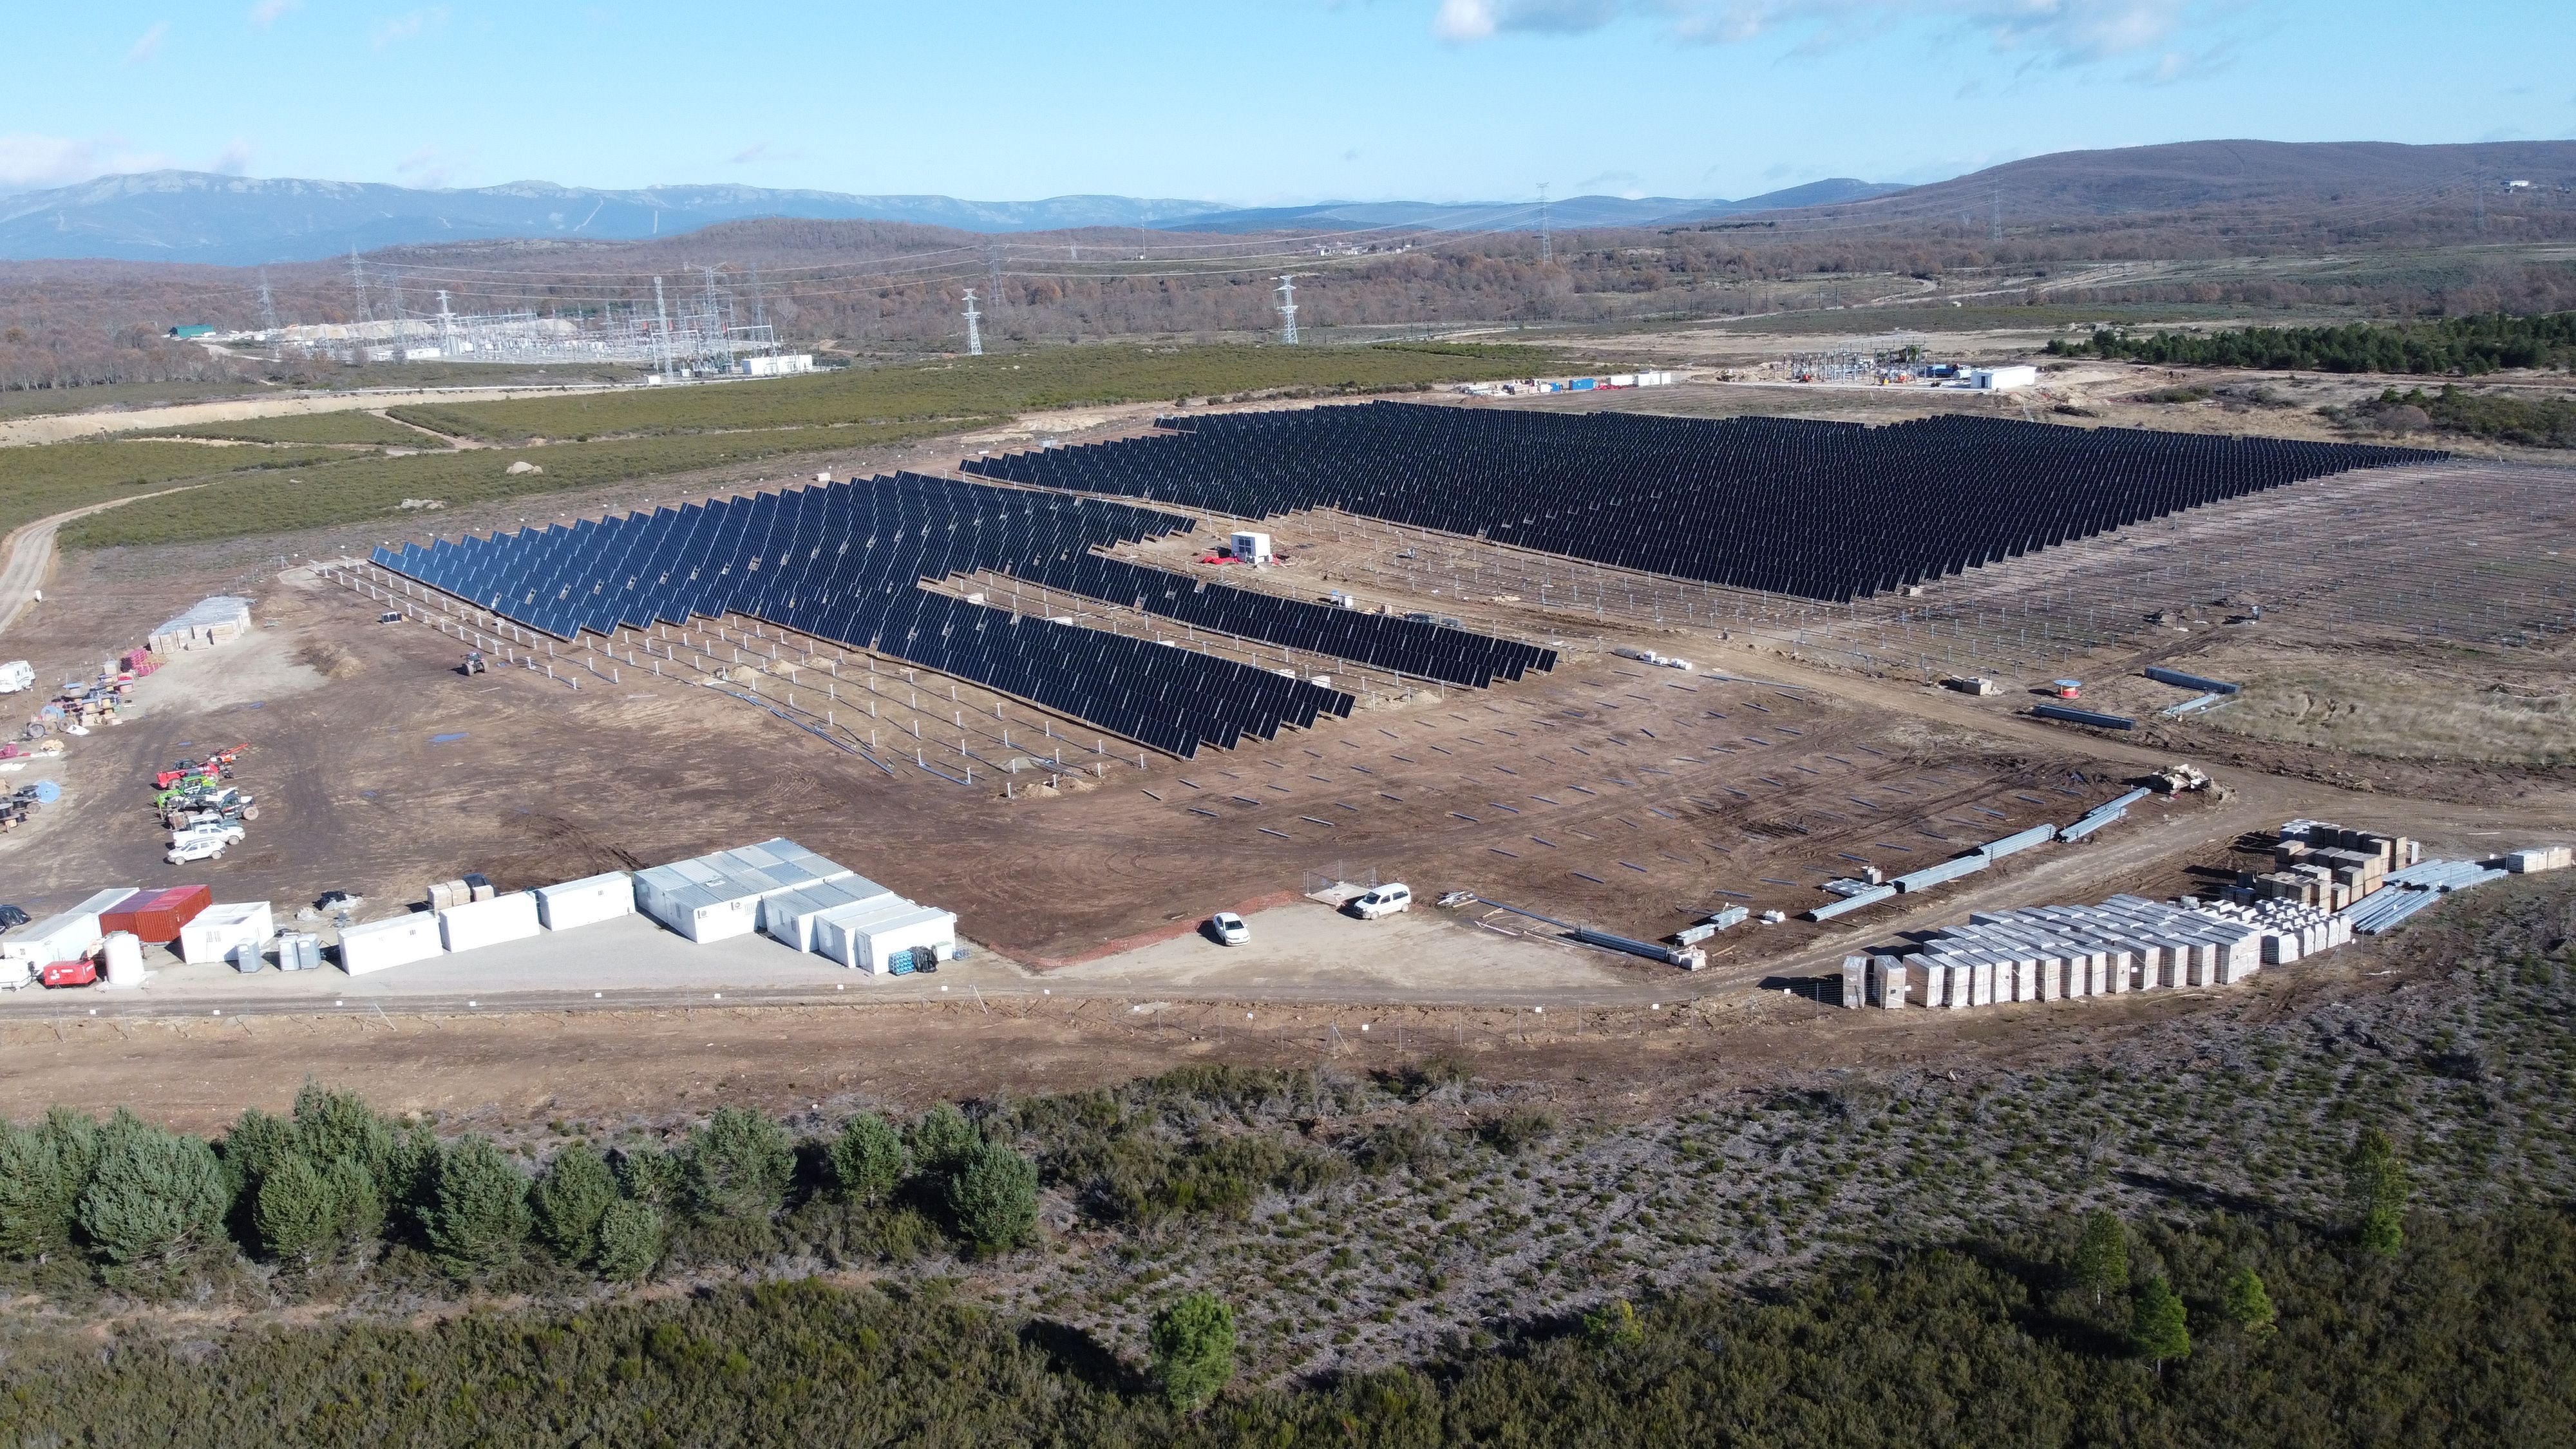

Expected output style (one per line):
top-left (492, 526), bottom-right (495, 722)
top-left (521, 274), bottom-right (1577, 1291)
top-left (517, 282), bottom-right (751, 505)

top-left (2496, 845), bottom-right (2573, 874)
top-left (1978, 823), bottom-right (2060, 861)
top-left (2143, 666), bottom-right (2240, 695)
top-left (179, 902), bottom-right (274, 963)
top-left (146, 596), bottom-right (254, 654)
top-left (1839, 954), bottom-right (1910, 1009)
top-left (1805, 884), bottom-right (1895, 921)
top-left (2192, 895), bottom-right (2351, 964)
top-left (2060, 788), bottom-right (2152, 842)
top-left (2340, 858), bottom-right (2513, 935)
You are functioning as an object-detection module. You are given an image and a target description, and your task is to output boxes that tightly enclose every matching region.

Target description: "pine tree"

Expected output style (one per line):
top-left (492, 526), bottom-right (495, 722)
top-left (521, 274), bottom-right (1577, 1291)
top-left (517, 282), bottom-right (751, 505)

top-left (1149, 1291), bottom-right (1238, 1412)
top-left (2073, 1210), bottom-right (2130, 1307)
top-left (321, 1154), bottom-right (384, 1245)
top-left (0, 1108), bottom-right (98, 1260)
top-left (252, 1152), bottom-right (337, 1264)
top-left (2131, 1277), bottom-right (2192, 1370)
top-left (828, 1113), bottom-right (911, 1203)
top-left (292, 1079), bottom-right (394, 1190)
top-left (945, 1141), bottom-right (1039, 1253)
top-left (682, 1108), bottom-right (795, 1222)
top-left (593, 1198), bottom-right (663, 1282)
top-left (2222, 1266), bottom-right (2277, 1335)
top-left (217, 1108), bottom-right (298, 1208)
top-left (1582, 1298), bottom-right (1645, 1350)
top-left (612, 1144), bottom-right (681, 1211)
top-left (424, 1135), bottom-right (532, 1274)
top-left (74, 1110), bottom-right (231, 1270)
top-left (2348, 1127), bottom-right (2409, 1256)
top-left (908, 1103), bottom-right (982, 1175)
top-left (530, 1142), bottom-right (618, 1265)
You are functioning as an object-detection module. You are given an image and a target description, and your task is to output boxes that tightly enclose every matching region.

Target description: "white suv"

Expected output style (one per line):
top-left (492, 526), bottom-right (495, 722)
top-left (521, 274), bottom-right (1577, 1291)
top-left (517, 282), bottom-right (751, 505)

top-left (1349, 884), bottom-right (1412, 920)
top-left (166, 835), bottom-right (229, 864)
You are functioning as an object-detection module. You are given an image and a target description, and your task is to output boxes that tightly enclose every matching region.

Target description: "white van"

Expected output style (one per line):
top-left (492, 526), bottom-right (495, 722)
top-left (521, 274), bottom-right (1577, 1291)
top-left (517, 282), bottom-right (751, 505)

top-left (1349, 884), bottom-right (1412, 920)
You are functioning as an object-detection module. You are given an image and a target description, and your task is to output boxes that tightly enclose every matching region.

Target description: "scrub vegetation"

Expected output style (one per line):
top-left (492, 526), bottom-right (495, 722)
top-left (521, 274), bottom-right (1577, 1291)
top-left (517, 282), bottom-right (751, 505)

top-left (5, 876), bottom-right (2576, 1442)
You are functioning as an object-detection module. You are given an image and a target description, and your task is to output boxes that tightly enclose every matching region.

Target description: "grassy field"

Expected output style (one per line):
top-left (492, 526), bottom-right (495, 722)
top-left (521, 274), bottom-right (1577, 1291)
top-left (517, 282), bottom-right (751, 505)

top-left (146, 412), bottom-right (455, 449)
top-left (0, 439), bottom-right (347, 538)
top-left (0, 377), bottom-right (267, 422)
top-left (387, 343), bottom-right (1563, 444)
top-left (56, 421), bottom-right (974, 550)
top-left (17, 343), bottom-right (1562, 551)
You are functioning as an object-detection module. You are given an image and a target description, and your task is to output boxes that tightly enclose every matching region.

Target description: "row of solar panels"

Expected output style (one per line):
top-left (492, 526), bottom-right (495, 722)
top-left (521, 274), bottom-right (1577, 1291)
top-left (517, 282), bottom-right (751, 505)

top-left (370, 471), bottom-right (1572, 757)
top-left (961, 403), bottom-right (2446, 603)
top-left (1006, 550), bottom-right (1555, 688)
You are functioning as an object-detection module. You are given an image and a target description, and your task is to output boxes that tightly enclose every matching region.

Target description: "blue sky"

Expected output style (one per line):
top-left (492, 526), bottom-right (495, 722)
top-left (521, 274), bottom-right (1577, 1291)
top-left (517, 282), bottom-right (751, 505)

top-left (5, 2), bottom-right (2570, 203)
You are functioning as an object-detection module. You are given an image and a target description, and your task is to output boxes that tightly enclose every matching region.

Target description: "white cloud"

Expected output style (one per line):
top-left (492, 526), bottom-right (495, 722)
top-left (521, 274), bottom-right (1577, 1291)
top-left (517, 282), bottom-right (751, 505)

top-left (727, 141), bottom-right (803, 166)
top-left (1432, 0), bottom-right (2213, 69)
top-left (395, 146), bottom-right (464, 189)
top-left (125, 21), bottom-right (170, 64)
top-left (211, 137), bottom-right (254, 175)
top-left (373, 6), bottom-right (449, 49)
top-left (0, 133), bottom-right (170, 191)
top-left (250, 0), bottom-right (299, 26)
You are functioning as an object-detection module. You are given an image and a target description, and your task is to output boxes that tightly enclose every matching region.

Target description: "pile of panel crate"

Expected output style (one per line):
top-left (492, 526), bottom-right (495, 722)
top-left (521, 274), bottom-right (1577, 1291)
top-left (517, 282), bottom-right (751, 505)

top-left (2233, 820), bottom-right (2421, 911)
top-left (2339, 844), bottom-right (2566, 936)
top-left (1849, 893), bottom-right (2269, 1010)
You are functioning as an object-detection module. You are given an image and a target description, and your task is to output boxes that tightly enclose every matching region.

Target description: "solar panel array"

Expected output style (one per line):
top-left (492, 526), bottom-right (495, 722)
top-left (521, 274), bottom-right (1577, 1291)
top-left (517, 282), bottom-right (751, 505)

top-left (961, 402), bottom-right (2448, 603)
top-left (372, 472), bottom-right (1364, 758)
top-left (1007, 551), bottom-right (1555, 688)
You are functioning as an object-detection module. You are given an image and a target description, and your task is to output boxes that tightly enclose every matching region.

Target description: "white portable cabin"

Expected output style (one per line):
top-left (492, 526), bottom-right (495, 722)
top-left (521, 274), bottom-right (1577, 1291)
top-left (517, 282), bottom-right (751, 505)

top-left (439, 891), bottom-right (543, 953)
top-left (653, 881), bottom-right (761, 943)
top-left (533, 871), bottom-right (634, 931)
top-left (1229, 531), bottom-right (1274, 565)
top-left (1969, 365), bottom-right (2038, 391)
top-left (180, 902), bottom-right (274, 963)
top-left (761, 876), bottom-right (898, 953)
top-left (337, 913), bottom-right (443, 974)
top-left (815, 901), bottom-right (956, 974)
top-left (0, 887), bottom-right (135, 965)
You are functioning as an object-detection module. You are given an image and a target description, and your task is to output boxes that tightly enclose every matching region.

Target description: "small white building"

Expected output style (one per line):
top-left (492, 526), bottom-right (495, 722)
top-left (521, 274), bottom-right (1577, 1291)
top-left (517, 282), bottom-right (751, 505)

top-left (761, 875), bottom-right (898, 953)
top-left (438, 891), bottom-right (542, 953)
top-left (180, 902), bottom-right (274, 963)
top-left (1970, 365), bottom-right (2039, 391)
top-left (814, 900), bottom-right (956, 974)
top-left (1229, 531), bottom-right (1274, 565)
top-left (533, 872), bottom-right (634, 931)
top-left (337, 913), bottom-right (442, 974)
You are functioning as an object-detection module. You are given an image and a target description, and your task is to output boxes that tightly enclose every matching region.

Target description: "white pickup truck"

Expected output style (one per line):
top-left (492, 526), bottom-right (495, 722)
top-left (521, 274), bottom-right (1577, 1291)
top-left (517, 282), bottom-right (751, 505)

top-left (167, 822), bottom-right (245, 863)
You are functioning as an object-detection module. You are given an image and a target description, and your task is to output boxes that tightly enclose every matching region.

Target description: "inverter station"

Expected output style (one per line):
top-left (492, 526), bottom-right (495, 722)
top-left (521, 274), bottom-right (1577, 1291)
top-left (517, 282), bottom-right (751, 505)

top-left (375, 404), bottom-right (2439, 758)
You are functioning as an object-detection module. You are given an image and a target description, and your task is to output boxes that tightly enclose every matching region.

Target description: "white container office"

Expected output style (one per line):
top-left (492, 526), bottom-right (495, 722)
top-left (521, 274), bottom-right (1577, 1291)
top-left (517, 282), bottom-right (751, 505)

top-left (3, 911), bottom-right (106, 967)
top-left (762, 877), bottom-right (900, 952)
top-left (810, 899), bottom-right (917, 971)
top-left (338, 913), bottom-right (443, 974)
top-left (650, 882), bottom-right (761, 943)
top-left (439, 891), bottom-right (542, 953)
top-left (180, 902), bottom-right (274, 963)
top-left (534, 871), bottom-right (634, 931)
top-left (821, 903), bottom-right (956, 975)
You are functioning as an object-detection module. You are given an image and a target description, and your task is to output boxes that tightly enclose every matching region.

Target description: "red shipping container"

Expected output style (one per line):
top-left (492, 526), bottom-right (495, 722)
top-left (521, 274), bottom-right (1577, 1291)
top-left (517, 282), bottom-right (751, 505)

top-left (101, 884), bottom-right (212, 945)
top-left (41, 959), bottom-right (97, 988)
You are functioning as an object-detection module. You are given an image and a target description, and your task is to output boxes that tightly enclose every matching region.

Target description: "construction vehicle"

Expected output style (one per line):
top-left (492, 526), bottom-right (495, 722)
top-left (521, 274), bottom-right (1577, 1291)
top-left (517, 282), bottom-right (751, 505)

top-left (462, 650), bottom-right (488, 676)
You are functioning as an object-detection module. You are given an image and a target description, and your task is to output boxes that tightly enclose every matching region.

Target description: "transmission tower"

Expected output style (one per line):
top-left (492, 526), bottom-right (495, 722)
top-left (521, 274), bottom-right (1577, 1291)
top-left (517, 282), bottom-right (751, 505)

top-left (1990, 184), bottom-right (2002, 244)
top-left (384, 269), bottom-right (406, 357)
top-left (348, 245), bottom-right (371, 323)
top-left (961, 289), bottom-right (983, 356)
top-left (435, 289), bottom-right (457, 356)
top-left (1538, 182), bottom-right (1551, 262)
top-left (1274, 275), bottom-right (1300, 345)
top-left (987, 243), bottom-right (1004, 302)
top-left (652, 276), bottom-right (673, 378)
top-left (258, 272), bottom-right (279, 334)
top-left (748, 263), bottom-right (768, 330)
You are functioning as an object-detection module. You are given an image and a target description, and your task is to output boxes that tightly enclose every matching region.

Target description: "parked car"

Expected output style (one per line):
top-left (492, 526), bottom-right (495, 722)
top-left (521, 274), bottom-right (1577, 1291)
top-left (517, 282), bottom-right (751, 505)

top-left (0, 904), bottom-right (28, 930)
top-left (171, 822), bottom-right (246, 851)
top-left (166, 836), bottom-right (229, 865)
top-left (1211, 911), bottom-right (1249, 945)
top-left (1349, 884), bottom-right (1413, 920)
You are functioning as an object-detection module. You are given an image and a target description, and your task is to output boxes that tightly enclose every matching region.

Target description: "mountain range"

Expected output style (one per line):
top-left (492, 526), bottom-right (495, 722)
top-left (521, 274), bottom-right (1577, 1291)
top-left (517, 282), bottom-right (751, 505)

top-left (0, 171), bottom-right (1905, 265)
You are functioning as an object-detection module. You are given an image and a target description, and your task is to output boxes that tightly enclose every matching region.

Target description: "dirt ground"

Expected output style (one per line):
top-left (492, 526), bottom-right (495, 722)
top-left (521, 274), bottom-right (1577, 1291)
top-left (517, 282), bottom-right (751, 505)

top-left (5, 381), bottom-right (2575, 1131)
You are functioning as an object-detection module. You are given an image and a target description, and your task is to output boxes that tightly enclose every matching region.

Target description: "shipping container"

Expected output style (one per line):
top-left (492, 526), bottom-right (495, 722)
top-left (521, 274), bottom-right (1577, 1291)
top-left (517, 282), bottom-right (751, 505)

top-left (533, 871), bottom-right (634, 931)
top-left (100, 884), bottom-right (212, 945)
top-left (438, 891), bottom-right (542, 953)
top-left (180, 901), bottom-right (274, 963)
top-left (337, 913), bottom-right (443, 974)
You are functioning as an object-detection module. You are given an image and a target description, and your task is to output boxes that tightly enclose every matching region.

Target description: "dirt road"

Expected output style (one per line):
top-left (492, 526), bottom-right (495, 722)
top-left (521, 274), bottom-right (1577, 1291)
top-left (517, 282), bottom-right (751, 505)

top-left (0, 486), bottom-right (204, 638)
top-left (0, 383), bottom-right (635, 448)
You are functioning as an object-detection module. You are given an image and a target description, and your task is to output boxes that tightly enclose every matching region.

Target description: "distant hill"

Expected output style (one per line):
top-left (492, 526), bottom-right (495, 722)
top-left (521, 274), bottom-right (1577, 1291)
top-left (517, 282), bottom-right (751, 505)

top-left (0, 173), bottom-right (1233, 265)
top-left (0, 170), bottom-right (1906, 265)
